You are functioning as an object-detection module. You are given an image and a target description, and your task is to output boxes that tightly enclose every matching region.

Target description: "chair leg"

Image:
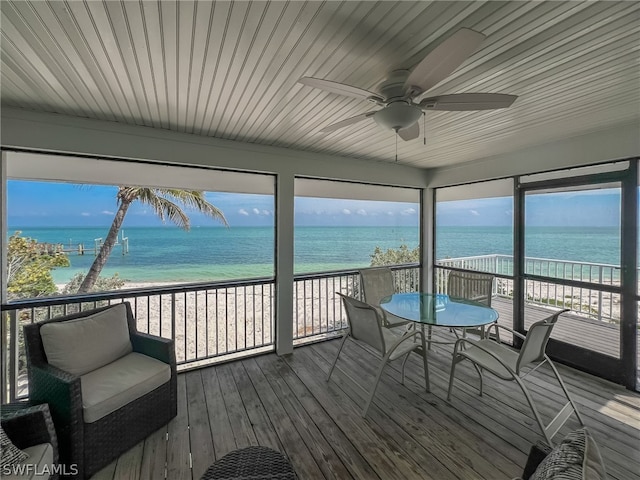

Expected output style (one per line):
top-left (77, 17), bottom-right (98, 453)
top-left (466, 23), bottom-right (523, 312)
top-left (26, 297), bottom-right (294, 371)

top-left (401, 353), bottom-right (409, 385)
top-left (327, 334), bottom-right (349, 382)
top-left (472, 364), bottom-right (484, 396)
top-left (447, 354), bottom-right (460, 401)
top-left (547, 357), bottom-right (585, 427)
top-left (419, 329), bottom-right (430, 392)
top-left (514, 376), bottom-right (554, 446)
top-left (363, 358), bottom-right (388, 417)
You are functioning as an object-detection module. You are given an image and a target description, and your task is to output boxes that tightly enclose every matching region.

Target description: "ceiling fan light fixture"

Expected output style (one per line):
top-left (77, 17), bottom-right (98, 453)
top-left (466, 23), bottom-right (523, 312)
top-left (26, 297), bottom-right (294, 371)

top-left (373, 102), bottom-right (422, 131)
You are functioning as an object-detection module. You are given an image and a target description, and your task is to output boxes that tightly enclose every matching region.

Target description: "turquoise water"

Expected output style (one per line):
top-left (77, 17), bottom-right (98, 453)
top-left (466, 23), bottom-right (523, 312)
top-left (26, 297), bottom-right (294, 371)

top-left (9, 226), bottom-right (420, 284)
top-left (436, 226), bottom-right (620, 266)
top-left (8, 225), bottom-right (620, 285)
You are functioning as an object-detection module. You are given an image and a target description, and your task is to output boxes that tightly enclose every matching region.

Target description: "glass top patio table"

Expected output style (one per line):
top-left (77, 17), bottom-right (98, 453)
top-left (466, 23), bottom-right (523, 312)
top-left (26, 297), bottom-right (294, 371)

top-left (380, 293), bottom-right (499, 328)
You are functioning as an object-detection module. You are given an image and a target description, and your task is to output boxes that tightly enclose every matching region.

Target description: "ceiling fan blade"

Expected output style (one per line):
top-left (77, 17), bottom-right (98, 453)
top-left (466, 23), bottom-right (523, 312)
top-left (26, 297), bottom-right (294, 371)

top-left (405, 28), bottom-right (485, 95)
top-left (420, 93), bottom-right (517, 111)
top-left (397, 122), bottom-right (420, 141)
top-left (319, 111), bottom-right (377, 133)
top-left (299, 77), bottom-right (378, 100)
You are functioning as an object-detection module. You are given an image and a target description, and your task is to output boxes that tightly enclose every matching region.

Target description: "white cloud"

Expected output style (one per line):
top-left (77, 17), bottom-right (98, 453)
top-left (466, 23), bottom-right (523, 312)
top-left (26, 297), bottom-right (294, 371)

top-left (252, 208), bottom-right (260, 215)
top-left (356, 209), bottom-right (367, 216)
top-left (470, 209), bottom-right (480, 216)
top-left (387, 211), bottom-right (394, 216)
top-left (238, 209), bottom-right (249, 216)
top-left (401, 208), bottom-right (416, 216)
top-left (342, 209), bottom-right (351, 215)
top-left (102, 210), bottom-right (114, 215)
top-left (262, 210), bottom-right (271, 216)
top-left (81, 212), bottom-right (91, 217)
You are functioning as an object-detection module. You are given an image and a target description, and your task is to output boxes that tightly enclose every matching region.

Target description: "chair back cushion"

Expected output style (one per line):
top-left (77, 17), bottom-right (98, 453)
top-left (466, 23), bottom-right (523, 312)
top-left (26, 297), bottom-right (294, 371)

top-left (40, 303), bottom-right (133, 376)
top-left (340, 294), bottom-right (385, 353)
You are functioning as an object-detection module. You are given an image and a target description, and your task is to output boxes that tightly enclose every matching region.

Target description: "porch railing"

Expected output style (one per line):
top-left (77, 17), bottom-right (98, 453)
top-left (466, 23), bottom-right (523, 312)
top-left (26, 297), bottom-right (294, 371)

top-left (436, 254), bottom-right (621, 323)
top-left (292, 264), bottom-right (420, 342)
top-left (1, 264), bottom-right (419, 403)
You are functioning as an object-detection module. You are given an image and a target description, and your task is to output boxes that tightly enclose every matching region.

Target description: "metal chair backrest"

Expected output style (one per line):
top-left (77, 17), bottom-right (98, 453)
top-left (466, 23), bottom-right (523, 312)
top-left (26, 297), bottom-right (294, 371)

top-left (516, 309), bottom-right (569, 374)
top-left (338, 293), bottom-right (386, 354)
top-left (447, 271), bottom-right (494, 307)
top-left (359, 267), bottom-right (395, 306)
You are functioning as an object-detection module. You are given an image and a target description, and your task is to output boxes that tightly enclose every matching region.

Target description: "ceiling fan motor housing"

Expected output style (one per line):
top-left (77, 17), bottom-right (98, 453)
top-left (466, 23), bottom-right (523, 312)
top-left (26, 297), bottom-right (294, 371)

top-left (373, 102), bottom-right (423, 131)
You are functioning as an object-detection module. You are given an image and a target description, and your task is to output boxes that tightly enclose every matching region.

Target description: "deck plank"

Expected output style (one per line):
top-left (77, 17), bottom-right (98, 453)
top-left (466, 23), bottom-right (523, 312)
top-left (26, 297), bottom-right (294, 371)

top-left (166, 374), bottom-right (191, 480)
top-left (200, 365), bottom-right (237, 460)
top-left (215, 363), bottom-right (259, 449)
top-left (138, 426), bottom-right (167, 480)
top-left (260, 354), bottom-right (380, 479)
top-left (240, 358), bottom-right (325, 478)
top-left (185, 370), bottom-right (215, 479)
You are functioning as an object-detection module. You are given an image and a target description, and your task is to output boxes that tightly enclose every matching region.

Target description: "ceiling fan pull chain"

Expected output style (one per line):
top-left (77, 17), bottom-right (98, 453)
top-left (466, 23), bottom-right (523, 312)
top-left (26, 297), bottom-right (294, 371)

top-left (423, 112), bottom-right (426, 145)
top-left (395, 132), bottom-right (398, 162)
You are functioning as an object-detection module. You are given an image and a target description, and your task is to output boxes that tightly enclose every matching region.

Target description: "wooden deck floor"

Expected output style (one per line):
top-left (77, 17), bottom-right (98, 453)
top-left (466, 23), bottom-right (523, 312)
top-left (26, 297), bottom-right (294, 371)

top-left (92, 336), bottom-right (640, 480)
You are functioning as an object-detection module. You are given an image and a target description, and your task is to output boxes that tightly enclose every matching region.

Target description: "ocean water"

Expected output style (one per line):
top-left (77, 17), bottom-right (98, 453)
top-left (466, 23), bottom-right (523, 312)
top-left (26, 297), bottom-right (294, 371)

top-left (9, 226), bottom-right (420, 284)
top-left (8, 225), bottom-right (620, 285)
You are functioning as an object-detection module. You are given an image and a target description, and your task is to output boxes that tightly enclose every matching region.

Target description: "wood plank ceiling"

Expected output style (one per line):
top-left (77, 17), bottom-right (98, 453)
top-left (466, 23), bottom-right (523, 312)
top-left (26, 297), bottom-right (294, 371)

top-left (1, 1), bottom-right (639, 168)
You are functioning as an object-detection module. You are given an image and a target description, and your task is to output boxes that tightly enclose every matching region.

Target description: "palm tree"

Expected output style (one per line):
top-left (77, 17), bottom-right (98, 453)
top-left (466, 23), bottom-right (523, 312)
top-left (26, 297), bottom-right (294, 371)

top-left (77, 187), bottom-right (227, 293)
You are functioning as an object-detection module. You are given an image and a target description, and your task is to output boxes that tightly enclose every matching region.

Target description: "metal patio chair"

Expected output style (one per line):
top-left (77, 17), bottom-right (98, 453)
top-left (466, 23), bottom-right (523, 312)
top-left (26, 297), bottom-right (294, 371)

top-left (446, 270), bottom-right (495, 339)
top-left (328, 293), bottom-right (429, 417)
top-left (359, 267), bottom-right (410, 329)
top-left (447, 308), bottom-right (585, 445)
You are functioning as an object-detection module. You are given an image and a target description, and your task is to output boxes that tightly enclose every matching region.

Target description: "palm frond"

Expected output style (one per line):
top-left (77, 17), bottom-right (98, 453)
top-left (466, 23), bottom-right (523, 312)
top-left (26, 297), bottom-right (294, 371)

top-left (151, 189), bottom-right (228, 227)
top-left (127, 188), bottom-right (228, 230)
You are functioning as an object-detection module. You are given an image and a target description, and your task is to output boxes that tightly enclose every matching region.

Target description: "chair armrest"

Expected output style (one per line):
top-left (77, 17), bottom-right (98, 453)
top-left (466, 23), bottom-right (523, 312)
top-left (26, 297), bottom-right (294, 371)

top-left (1, 404), bottom-right (58, 460)
top-left (522, 442), bottom-right (553, 479)
top-left (130, 332), bottom-right (176, 366)
top-left (486, 323), bottom-right (527, 342)
top-left (29, 363), bottom-right (82, 427)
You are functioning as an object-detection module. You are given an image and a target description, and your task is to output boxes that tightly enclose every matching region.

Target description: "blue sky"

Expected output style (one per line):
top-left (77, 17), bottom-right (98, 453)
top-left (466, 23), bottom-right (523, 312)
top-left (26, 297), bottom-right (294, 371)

top-left (7, 180), bottom-right (621, 228)
top-left (7, 181), bottom-right (420, 228)
top-left (437, 188), bottom-right (621, 227)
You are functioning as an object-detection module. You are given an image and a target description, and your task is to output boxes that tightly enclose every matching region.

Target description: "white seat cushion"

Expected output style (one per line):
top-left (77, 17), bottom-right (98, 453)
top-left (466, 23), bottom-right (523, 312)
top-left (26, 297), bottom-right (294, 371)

top-left (3, 443), bottom-right (53, 480)
top-left (41, 303), bottom-right (132, 376)
top-left (81, 352), bottom-right (171, 423)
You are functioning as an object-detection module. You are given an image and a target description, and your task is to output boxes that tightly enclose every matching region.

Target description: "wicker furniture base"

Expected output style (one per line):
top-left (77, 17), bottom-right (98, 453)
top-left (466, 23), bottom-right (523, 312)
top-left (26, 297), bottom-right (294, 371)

top-left (1, 403), bottom-right (59, 480)
top-left (200, 446), bottom-right (297, 480)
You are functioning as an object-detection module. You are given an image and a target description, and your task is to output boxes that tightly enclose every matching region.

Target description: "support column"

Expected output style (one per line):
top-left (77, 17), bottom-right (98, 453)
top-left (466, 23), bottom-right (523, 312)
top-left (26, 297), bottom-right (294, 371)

top-left (1, 151), bottom-right (6, 303)
top-left (421, 187), bottom-right (434, 293)
top-left (275, 172), bottom-right (294, 355)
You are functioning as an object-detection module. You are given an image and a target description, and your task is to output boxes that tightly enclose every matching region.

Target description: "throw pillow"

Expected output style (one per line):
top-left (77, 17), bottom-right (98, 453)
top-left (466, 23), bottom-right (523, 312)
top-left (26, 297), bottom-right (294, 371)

top-left (0, 425), bottom-right (29, 467)
top-left (530, 427), bottom-right (606, 480)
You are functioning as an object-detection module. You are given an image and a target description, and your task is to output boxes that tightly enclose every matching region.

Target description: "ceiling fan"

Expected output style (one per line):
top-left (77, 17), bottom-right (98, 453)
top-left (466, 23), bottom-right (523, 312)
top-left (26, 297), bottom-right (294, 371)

top-left (299, 28), bottom-right (517, 141)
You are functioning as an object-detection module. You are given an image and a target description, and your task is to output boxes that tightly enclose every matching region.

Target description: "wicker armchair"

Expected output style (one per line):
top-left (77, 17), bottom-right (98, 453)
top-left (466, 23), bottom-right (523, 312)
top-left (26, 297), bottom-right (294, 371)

top-left (1, 403), bottom-right (59, 479)
top-left (24, 302), bottom-right (177, 479)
